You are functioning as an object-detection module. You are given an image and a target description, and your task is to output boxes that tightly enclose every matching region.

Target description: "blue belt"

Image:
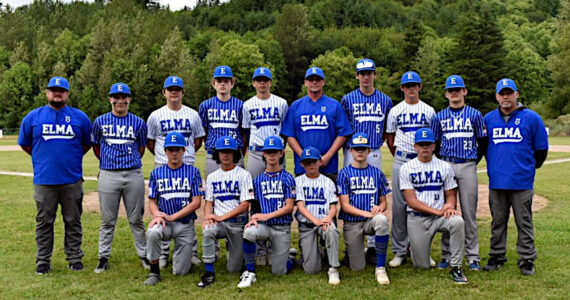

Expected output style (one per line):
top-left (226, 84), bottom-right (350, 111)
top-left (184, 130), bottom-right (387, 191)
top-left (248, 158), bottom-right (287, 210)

top-left (249, 145), bottom-right (264, 152)
top-left (441, 157), bottom-right (474, 164)
top-left (396, 150), bottom-right (417, 159)
top-left (227, 215), bottom-right (248, 223)
top-left (408, 211), bottom-right (432, 217)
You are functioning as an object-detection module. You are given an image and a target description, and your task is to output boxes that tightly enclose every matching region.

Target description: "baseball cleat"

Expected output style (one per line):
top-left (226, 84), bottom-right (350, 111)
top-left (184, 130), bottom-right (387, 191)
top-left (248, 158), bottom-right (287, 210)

top-left (436, 259), bottom-right (449, 269)
top-left (375, 267), bottom-right (390, 285)
top-left (159, 258), bottom-right (168, 269)
top-left (197, 271), bottom-right (216, 288)
top-left (143, 273), bottom-right (161, 286)
top-left (237, 270), bottom-right (256, 288)
top-left (68, 262), bottom-right (84, 271)
top-left (327, 267), bottom-right (340, 285)
top-left (518, 259), bottom-right (535, 276)
top-left (450, 266), bottom-right (468, 284)
top-left (140, 257), bottom-right (151, 270)
top-left (191, 256), bottom-right (202, 266)
top-left (468, 261), bottom-right (481, 271)
top-left (483, 257), bottom-right (505, 272)
top-left (388, 255), bottom-right (406, 268)
top-left (35, 263), bottom-right (51, 275)
top-left (430, 257), bottom-right (436, 268)
top-left (94, 258), bottom-right (109, 274)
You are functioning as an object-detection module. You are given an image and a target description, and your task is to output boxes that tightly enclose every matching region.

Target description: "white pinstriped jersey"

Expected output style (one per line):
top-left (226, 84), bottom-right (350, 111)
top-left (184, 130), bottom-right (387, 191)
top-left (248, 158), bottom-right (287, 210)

top-left (294, 174), bottom-right (337, 224)
top-left (386, 100), bottom-right (435, 153)
top-left (199, 96), bottom-right (244, 151)
top-left (431, 105), bottom-right (486, 160)
top-left (341, 89), bottom-right (393, 149)
top-left (205, 166), bottom-right (254, 217)
top-left (399, 157), bottom-right (457, 211)
top-left (242, 94), bottom-right (288, 147)
top-left (147, 105), bottom-right (205, 165)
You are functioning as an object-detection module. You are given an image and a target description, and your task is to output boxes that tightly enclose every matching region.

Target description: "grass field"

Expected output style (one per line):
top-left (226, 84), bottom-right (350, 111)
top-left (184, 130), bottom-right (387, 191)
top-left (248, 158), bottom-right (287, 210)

top-left (1, 140), bottom-right (570, 299)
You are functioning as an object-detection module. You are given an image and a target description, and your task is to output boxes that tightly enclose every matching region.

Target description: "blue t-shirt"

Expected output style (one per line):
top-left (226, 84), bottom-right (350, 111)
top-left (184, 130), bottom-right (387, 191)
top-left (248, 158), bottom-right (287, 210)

top-left (281, 95), bottom-right (353, 174)
top-left (484, 107), bottom-right (548, 190)
top-left (337, 165), bottom-right (391, 222)
top-left (199, 96), bottom-right (244, 151)
top-left (92, 112), bottom-right (147, 170)
top-left (148, 164), bottom-right (204, 224)
top-left (18, 105), bottom-right (92, 185)
top-left (252, 169), bottom-right (296, 226)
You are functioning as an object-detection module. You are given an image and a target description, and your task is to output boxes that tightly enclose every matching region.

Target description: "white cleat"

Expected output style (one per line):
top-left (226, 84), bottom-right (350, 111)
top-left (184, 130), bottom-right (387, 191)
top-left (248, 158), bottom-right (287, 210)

top-left (237, 270), bottom-right (256, 288)
top-left (430, 257), bottom-right (436, 268)
top-left (328, 267), bottom-right (340, 285)
top-left (388, 256), bottom-right (405, 268)
top-left (159, 258), bottom-right (168, 269)
top-left (375, 267), bottom-right (390, 285)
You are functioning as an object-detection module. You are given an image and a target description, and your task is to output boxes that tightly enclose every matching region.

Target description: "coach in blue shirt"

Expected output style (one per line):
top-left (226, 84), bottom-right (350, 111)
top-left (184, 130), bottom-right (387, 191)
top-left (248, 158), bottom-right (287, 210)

top-left (18, 76), bottom-right (92, 274)
top-left (483, 78), bottom-right (548, 276)
top-left (281, 67), bottom-right (353, 182)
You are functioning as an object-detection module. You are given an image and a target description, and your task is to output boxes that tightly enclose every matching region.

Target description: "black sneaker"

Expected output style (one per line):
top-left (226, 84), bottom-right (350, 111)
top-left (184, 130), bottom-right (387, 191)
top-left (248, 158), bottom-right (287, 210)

top-left (341, 249), bottom-right (350, 266)
top-left (450, 266), bottom-right (468, 284)
top-left (35, 264), bottom-right (51, 275)
top-left (483, 256), bottom-right (505, 272)
top-left (68, 262), bottom-right (84, 271)
top-left (197, 271), bottom-right (215, 288)
top-left (94, 258), bottom-right (109, 273)
top-left (518, 259), bottom-right (535, 276)
top-left (365, 247), bottom-right (376, 266)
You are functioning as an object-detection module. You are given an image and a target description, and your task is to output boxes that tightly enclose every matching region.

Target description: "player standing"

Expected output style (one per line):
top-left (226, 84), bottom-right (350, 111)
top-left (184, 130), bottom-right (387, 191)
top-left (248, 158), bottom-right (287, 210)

top-left (385, 71), bottom-right (436, 267)
top-left (295, 146), bottom-right (341, 285)
top-left (92, 83), bottom-right (148, 273)
top-left (18, 76), bottom-right (92, 274)
top-left (338, 133), bottom-right (392, 285)
top-left (143, 132), bottom-right (203, 285)
top-left (400, 128), bottom-right (468, 284)
top-left (483, 78), bottom-right (548, 275)
top-left (237, 136), bottom-right (296, 288)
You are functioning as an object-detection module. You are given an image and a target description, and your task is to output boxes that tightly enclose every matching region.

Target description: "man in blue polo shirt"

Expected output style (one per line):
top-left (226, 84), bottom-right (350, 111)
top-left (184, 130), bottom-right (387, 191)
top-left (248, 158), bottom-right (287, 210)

top-left (281, 67), bottom-right (353, 182)
top-left (483, 78), bottom-right (548, 276)
top-left (18, 76), bottom-right (92, 274)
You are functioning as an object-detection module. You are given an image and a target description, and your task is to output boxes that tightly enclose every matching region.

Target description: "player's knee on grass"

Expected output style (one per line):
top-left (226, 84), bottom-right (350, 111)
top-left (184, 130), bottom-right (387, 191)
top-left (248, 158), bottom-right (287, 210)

top-left (372, 214), bottom-right (389, 236)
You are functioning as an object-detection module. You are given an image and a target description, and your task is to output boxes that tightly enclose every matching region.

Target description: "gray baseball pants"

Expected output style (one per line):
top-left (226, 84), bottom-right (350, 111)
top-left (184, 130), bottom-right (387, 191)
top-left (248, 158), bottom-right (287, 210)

top-left (34, 180), bottom-right (84, 265)
top-left (202, 221), bottom-right (245, 273)
top-left (391, 152), bottom-right (414, 257)
top-left (408, 214), bottom-right (465, 269)
top-left (299, 222), bottom-right (340, 274)
top-left (441, 161), bottom-right (479, 262)
top-left (488, 189), bottom-right (536, 261)
top-left (343, 214), bottom-right (389, 271)
top-left (147, 221), bottom-right (195, 275)
top-left (243, 223), bottom-right (291, 274)
top-left (97, 169), bottom-right (146, 260)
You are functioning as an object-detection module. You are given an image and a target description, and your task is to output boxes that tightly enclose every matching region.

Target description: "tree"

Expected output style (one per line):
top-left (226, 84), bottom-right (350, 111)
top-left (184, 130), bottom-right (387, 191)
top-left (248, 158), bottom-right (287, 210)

top-left (0, 61), bottom-right (33, 128)
top-left (305, 47), bottom-right (356, 101)
top-left (549, 0), bottom-right (570, 115)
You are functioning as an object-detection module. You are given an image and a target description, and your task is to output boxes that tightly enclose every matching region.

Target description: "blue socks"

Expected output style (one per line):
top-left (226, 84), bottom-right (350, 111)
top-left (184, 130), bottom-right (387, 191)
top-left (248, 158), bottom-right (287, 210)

top-left (205, 263), bottom-right (214, 273)
top-left (243, 240), bottom-right (257, 272)
top-left (375, 235), bottom-right (389, 267)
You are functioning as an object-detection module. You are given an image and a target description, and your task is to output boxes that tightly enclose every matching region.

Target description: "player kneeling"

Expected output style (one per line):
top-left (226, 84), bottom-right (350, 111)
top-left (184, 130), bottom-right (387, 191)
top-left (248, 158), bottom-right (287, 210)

top-left (295, 147), bottom-right (341, 285)
top-left (198, 136), bottom-right (254, 288)
top-left (237, 136), bottom-right (296, 288)
top-left (143, 132), bottom-right (203, 286)
top-left (400, 128), bottom-right (468, 284)
top-left (338, 133), bottom-right (391, 285)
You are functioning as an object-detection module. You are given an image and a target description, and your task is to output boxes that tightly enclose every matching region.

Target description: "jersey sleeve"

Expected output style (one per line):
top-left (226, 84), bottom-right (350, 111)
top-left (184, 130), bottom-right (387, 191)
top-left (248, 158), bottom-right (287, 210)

top-left (431, 114), bottom-right (442, 141)
top-left (443, 163), bottom-right (458, 191)
top-left (191, 167), bottom-right (205, 197)
top-left (80, 112), bottom-right (93, 146)
top-left (336, 169), bottom-right (350, 196)
top-left (341, 96), bottom-right (354, 129)
top-left (280, 101), bottom-right (296, 137)
top-left (137, 120), bottom-right (148, 147)
top-left (426, 106), bottom-right (436, 126)
top-left (148, 171), bottom-right (159, 199)
top-left (192, 111), bottom-right (206, 138)
top-left (242, 102), bottom-right (251, 129)
top-left (18, 112), bottom-right (33, 147)
top-left (147, 113), bottom-right (159, 139)
top-left (473, 110), bottom-right (487, 138)
top-left (386, 108), bottom-right (397, 134)
top-left (399, 164), bottom-right (414, 190)
top-left (283, 173), bottom-right (296, 200)
top-left (532, 113), bottom-right (549, 151)
top-left (280, 100), bottom-right (289, 123)
top-left (377, 171), bottom-right (392, 196)
top-left (294, 177), bottom-right (305, 202)
top-left (335, 102), bottom-right (353, 136)
top-left (198, 102), bottom-right (208, 129)
top-left (240, 171), bottom-right (255, 202)
top-left (325, 177), bottom-right (338, 204)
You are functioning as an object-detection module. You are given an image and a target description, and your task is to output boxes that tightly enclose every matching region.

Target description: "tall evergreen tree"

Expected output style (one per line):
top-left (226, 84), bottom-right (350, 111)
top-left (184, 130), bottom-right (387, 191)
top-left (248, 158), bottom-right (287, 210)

top-left (549, 0), bottom-right (570, 115)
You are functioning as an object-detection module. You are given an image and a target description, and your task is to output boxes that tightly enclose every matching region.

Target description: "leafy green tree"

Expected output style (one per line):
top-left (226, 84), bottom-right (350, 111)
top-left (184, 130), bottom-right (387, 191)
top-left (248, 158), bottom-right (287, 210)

top-left (549, 0), bottom-right (570, 115)
top-left (304, 47), bottom-right (356, 101)
top-left (0, 61), bottom-right (33, 128)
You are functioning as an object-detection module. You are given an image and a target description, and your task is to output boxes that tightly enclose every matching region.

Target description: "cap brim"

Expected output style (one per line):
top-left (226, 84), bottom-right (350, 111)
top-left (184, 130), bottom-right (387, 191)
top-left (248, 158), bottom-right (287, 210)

top-left (356, 68), bottom-right (376, 72)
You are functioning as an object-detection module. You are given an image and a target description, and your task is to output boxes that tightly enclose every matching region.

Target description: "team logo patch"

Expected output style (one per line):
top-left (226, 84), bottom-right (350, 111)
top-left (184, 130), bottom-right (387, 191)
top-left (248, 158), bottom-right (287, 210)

top-left (248, 188), bottom-right (254, 197)
top-left (352, 136), bottom-right (368, 145)
top-left (321, 106), bottom-right (326, 112)
top-left (515, 118), bottom-right (520, 125)
top-left (65, 116), bottom-right (71, 123)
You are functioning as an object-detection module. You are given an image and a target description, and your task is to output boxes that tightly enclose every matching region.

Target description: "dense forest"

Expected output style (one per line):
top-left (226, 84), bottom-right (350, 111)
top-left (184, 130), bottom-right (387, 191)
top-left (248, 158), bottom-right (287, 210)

top-left (0, 0), bottom-right (569, 132)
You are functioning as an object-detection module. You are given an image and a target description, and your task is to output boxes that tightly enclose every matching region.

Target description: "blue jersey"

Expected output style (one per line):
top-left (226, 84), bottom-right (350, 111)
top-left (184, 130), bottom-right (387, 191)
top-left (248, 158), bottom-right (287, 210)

top-left (148, 164), bottom-right (204, 224)
top-left (484, 107), bottom-right (548, 190)
top-left (281, 95), bottom-right (353, 174)
top-left (92, 112), bottom-right (147, 170)
top-left (431, 105), bottom-right (486, 160)
top-left (337, 165), bottom-right (391, 222)
top-left (18, 105), bottom-right (92, 185)
top-left (199, 96), bottom-right (244, 151)
top-left (252, 169), bottom-right (296, 226)
top-left (341, 89), bottom-right (393, 149)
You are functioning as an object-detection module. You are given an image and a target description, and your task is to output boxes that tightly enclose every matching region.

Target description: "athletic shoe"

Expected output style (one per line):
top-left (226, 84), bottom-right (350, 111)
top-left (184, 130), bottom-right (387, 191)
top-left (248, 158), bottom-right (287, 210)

top-left (289, 248), bottom-right (298, 260)
top-left (450, 266), bottom-right (468, 284)
top-left (94, 258), bottom-right (109, 273)
top-left (328, 268), bottom-right (340, 285)
top-left (437, 259), bottom-right (449, 269)
top-left (68, 262), bottom-right (84, 271)
top-left (35, 264), bottom-right (51, 275)
top-left (430, 257), bottom-right (436, 268)
top-left (518, 259), bottom-right (535, 276)
top-left (143, 273), bottom-right (161, 286)
top-left (468, 261), bottom-right (481, 271)
top-left (365, 247), bottom-right (376, 266)
top-left (388, 255), bottom-right (406, 268)
top-left (375, 267), bottom-right (390, 285)
top-left (483, 256), bottom-right (505, 272)
top-left (237, 270), bottom-right (257, 288)
top-left (191, 256), bottom-right (202, 266)
top-left (159, 258), bottom-right (168, 269)
top-left (197, 271), bottom-right (216, 288)
top-left (140, 257), bottom-right (150, 270)
top-left (256, 254), bottom-right (269, 266)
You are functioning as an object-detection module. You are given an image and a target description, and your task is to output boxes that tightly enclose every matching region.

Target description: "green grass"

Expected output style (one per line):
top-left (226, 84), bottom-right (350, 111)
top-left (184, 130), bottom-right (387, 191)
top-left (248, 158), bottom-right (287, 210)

top-left (548, 136), bottom-right (570, 145)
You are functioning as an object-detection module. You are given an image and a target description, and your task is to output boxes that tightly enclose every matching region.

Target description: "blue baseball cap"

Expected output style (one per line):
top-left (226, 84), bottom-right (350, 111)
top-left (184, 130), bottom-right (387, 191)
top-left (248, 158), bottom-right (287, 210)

top-left (47, 76), bottom-right (70, 91)
top-left (252, 67), bottom-right (273, 80)
top-left (445, 75), bottom-right (465, 89)
top-left (300, 146), bottom-right (321, 161)
top-left (401, 71), bottom-right (422, 85)
top-left (215, 136), bottom-right (238, 150)
top-left (213, 65), bottom-right (233, 79)
top-left (109, 82), bottom-right (131, 96)
top-left (415, 128), bottom-right (435, 144)
top-left (356, 58), bottom-right (376, 72)
top-left (164, 132), bottom-right (186, 148)
top-left (496, 78), bottom-right (517, 94)
top-left (350, 133), bottom-right (371, 149)
top-left (305, 67), bottom-right (325, 80)
top-left (262, 136), bottom-right (284, 151)
top-left (163, 76), bottom-right (184, 89)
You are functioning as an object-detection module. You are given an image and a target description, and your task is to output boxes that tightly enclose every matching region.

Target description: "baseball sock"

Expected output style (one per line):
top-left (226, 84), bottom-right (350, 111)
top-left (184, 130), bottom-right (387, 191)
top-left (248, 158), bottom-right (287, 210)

top-left (243, 240), bottom-right (257, 272)
top-left (150, 262), bottom-right (160, 275)
top-left (205, 263), bottom-right (214, 273)
top-left (375, 235), bottom-right (389, 268)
